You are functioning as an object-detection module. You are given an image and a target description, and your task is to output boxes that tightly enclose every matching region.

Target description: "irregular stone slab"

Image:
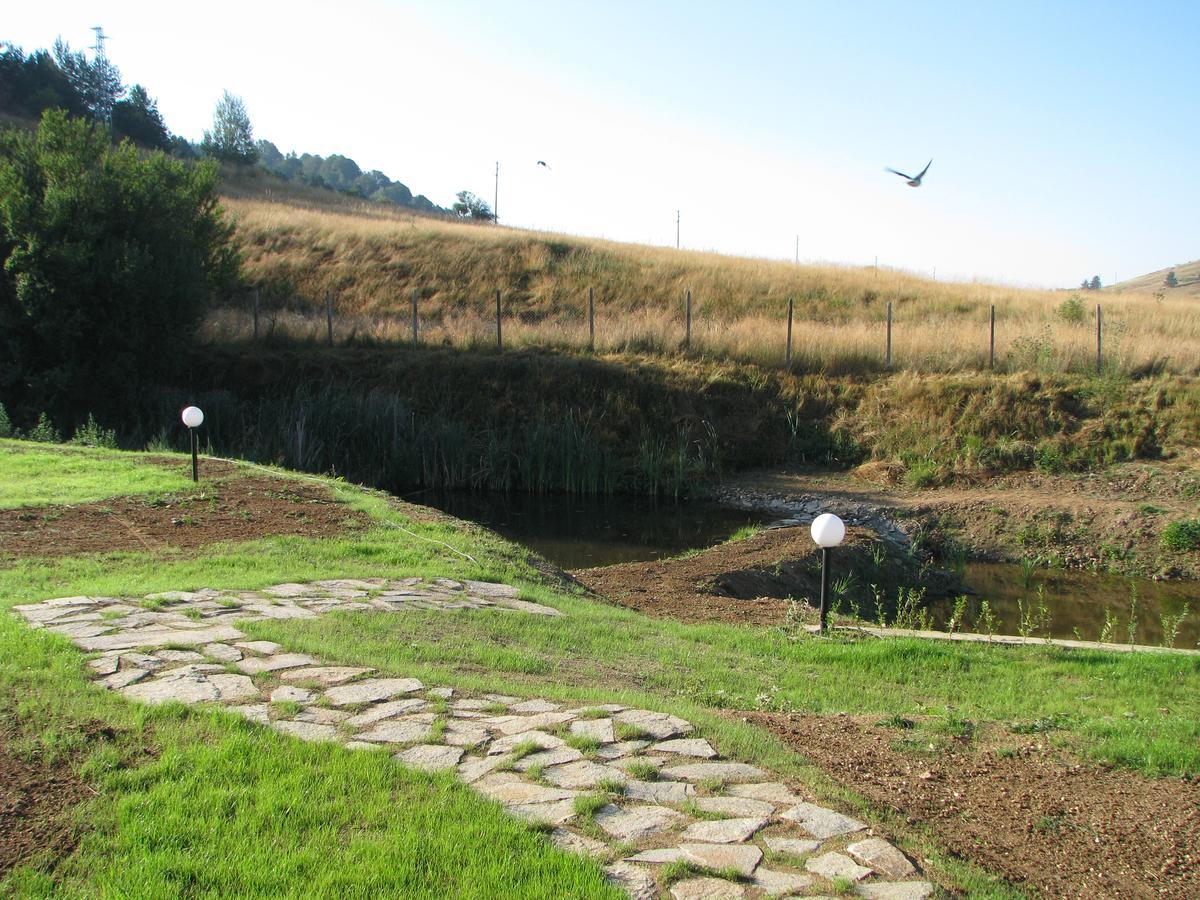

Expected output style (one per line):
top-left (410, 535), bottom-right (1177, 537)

top-left (691, 796), bottom-right (775, 818)
top-left (88, 655), bottom-right (121, 676)
top-left (157, 649), bottom-right (205, 662)
top-left (780, 803), bottom-right (867, 839)
top-left (671, 877), bottom-right (746, 899)
top-left (570, 717), bottom-right (615, 744)
top-left (78, 625), bottom-right (244, 652)
top-left (202, 643), bottom-right (243, 663)
top-left (394, 744), bottom-right (463, 772)
top-left (355, 718), bottom-right (435, 744)
top-left (752, 868), bottom-right (814, 897)
top-left (452, 698), bottom-right (493, 711)
top-left (856, 882), bottom-right (935, 900)
top-left (210, 674), bottom-right (260, 702)
top-left (236, 640), bottom-right (281, 655)
top-left (294, 706), bottom-right (351, 725)
top-left (345, 698), bottom-right (427, 728)
top-left (226, 704), bottom-right (269, 724)
top-left (344, 740), bottom-right (384, 751)
top-left (463, 579), bottom-right (520, 598)
top-left (271, 686), bottom-right (314, 704)
top-left (542, 760), bottom-right (628, 789)
top-left (442, 720), bottom-right (490, 748)
top-left (763, 836), bottom-right (822, 857)
top-left (122, 674), bottom-right (219, 705)
top-left (457, 754), bottom-right (509, 784)
top-left (489, 730), bottom-right (565, 755)
top-left (625, 847), bottom-right (687, 863)
top-left (325, 677), bottom-right (423, 706)
top-left (272, 720), bottom-right (340, 742)
top-left (494, 598), bottom-right (563, 616)
top-left (510, 698), bottom-right (560, 714)
top-left (625, 779), bottom-right (694, 803)
top-left (473, 774), bottom-right (580, 805)
top-left (728, 783), bottom-right (806, 805)
top-left (512, 747), bottom-right (583, 771)
top-left (280, 666), bottom-right (374, 685)
top-left (99, 668), bottom-right (150, 690)
top-left (614, 709), bottom-right (694, 739)
top-left (604, 862), bottom-right (657, 900)
top-left (661, 762), bottom-right (766, 783)
top-left (487, 711), bottom-right (575, 735)
top-left (680, 817), bottom-right (769, 844)
top-left (48, 622), bottom-right (110, 639)
top-left (679, 843), bottom-right (763, 877)
top-left (247, 603), bottom-right (317, 620)
top-left (236, 653), bottom-right (319, 675)
top-left (262, 583), bottom-right (311, 597)
top-left (117, 652), bottom-right (166, 670)
top-left (593, 804), bottom-right (683, 841)
top-left (653, 738), bottom-right (717, 758)
top-left (846, 838), bottom-right (916, 880)
top-left (427, 687), bottom-right (454, 699)
top-left (549, 827), bottom-right (608, 858)
top-left (505, 799), bottom-right (577, 825)
top-left (600, 743), bottom-right (654, 763)
top-left (805, 852), bottom-right (872, 882)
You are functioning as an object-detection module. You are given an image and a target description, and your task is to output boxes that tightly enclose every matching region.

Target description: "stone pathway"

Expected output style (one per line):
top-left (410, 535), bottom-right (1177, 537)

top-left (15, 579), bottom-right (936, 899)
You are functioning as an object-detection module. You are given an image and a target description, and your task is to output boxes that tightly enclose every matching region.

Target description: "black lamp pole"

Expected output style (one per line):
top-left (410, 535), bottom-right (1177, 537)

top-left (190, 428), bottom-right (198, 482)
top-left (819, 546), bottom-right (831, 633)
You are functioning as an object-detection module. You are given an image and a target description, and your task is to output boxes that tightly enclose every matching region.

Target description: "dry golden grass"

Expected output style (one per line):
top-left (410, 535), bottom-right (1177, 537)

top-left (214, 185), bottom-right (1200, 376)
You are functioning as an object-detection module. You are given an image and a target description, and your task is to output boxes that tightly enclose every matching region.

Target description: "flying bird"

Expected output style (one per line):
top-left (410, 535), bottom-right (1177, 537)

top-left (885, 159), bottom-right (932, 187)
top-left (536, 160), bottom-right (550, 170)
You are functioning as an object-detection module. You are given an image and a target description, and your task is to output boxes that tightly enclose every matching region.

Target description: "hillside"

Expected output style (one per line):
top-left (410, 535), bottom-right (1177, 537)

top-left (1110, 258), bottom-right (1200, 299)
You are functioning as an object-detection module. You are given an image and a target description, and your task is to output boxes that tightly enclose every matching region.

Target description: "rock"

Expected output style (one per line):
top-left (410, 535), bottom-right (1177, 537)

top-left (344, 740), bottom-right (384, 751)
top-left (780, 803), bottom-right (867, 839)
top-left (473, 774), bottom-right (580, 806)
top-left (570, 717), bottom-right (615, 743)
top-left (271, 720), bottom-right (341, 742)
top-left (661, 762), bottom-right (766, 783)
top-left (99, 668), bottom-right (150, 690)
top-left (235, 640), bottom-right (281, 655)
top-left (157, 649), bottom-right (205, 662)
top-left (427, 687), bottom-right (454, 699)
top-left (846, 838), bottom-right (916, 880)
top-left (594, 740), bottom-right (651, 760)
top-left (209, 673), bottom-right (259, 702)
top-left (344, 698), bottom-right (427, 728)
top-left (680, 817), bottom-right (769, 844)
top-left (805, 852), bottom-right (872, 882)
top-left (88, 655), bottom-right (121, 676)
top-left (855, 882), bottom-right (935, 899)
top-left (457, 754), bottom-right (510, 784)
top-left (763, 836), bottom-right (822, 857)
top-left (203, 643), bottom-right (243, 663)
top-left (489, 730), bottom-right (565, 755)
top-left (542, 760), bottom-right (628, 790)
top-left (625, 847), bottom-right (686, 863)
top-left (442, 720), bottom-right (490, 748)
top-left (495, 598), bottom-right (563, 616)
top-left (271, 686), bottom-right (315, 704)
top-left (679, 843), bottom-right (763, 876)
top-left (593, 804), bottom-right (684, 841)
top-left (652, 738), bottom-right (717, 758)
top-left (614, 709), bottom-right (694, 739)
top-left (280, 666), bottom-right (374, 685)
top-left (394, 744), bottom-right (463, 772)
top-left (512, 747), bottom-right (584, 771)
top-left (549, 827), bottom-right (609, 858)
top-left (604, 862), bottom-right (657, 900)
top-left (226, 704), bottom-right (270, 724)
top-left (728, 783), bottom-right (806, 805)
top-left (79, 625), bottom-right (245, 652)
top-left (751, 868), bottom-right (814, 896)
top-left (690, 796), bottom-right (775, 818)
top-left (487, 711), bottom-right (575, 735)
top-left (624, 780), bottom-right (694, 803)
top-left (325, 677), bottom-right (423, 706)
top-left (505, 799), bottom-right (577, 825)
top-left (509, 699), bottom-right (560, 714)
top-left (262, 583), bottom-right (311, 597)
top-left (236, 653), bottom-right (319, 675)
top-left (671, 876), bottom-right (746, 899)
top-left (295, 707), bottom-right (352, 725)
top-left (122, 673), bottom-right (219, 705)
top-left (463, 580), bottom-right (520, 599)
top-left (354, 718), bottom-right (435, 744)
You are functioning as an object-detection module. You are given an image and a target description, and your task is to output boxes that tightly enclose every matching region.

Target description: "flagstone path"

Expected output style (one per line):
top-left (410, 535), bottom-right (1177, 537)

top-left (15, 579), bottom-right (936, 899)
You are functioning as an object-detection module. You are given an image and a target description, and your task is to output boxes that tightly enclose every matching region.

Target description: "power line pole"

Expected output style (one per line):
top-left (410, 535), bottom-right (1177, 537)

top-left (676, 210), bottom-right (680, 249)
top-left (493, 161), bottom-right (499, 224)
top-left (794, 235), bottom-right (799, 265)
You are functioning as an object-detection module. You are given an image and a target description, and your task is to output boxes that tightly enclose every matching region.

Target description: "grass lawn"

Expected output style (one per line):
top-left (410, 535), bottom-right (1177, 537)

top-left (3, 440), bottom-right (1198, 897)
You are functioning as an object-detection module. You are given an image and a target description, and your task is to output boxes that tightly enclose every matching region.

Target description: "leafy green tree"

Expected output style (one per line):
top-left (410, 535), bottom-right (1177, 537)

top-left (201, 90), bottom-right (257, 164)
top-left (0, 43), bottom-right (88, 119)
top-left (51, 37), bottom-right (122, 122)
top-left (1089, 275), bottom-right (1101, 291)
top-left (111, 84), bottom-right (170, 150)
top-left (1164, 270), bottom-right (1178, 288)
top-left (453, 191), bottom-right (493, 220)
top-left (0, 110), bottom-right (240, 421)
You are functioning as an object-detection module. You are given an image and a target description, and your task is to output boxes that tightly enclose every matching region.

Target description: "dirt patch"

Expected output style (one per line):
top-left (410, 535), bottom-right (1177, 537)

top-left (0, 471), bottom-right (369, 561)
top-left (0, 732), bottom-right (90, 880)
top-left (574, 526), bottom-right (958, 627)
top-left (747, 711), bottom-right (1200, 899)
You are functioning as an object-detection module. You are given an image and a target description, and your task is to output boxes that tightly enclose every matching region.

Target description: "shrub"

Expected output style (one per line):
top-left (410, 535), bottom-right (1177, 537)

top-left (1056, 294), bottom-right (1086, 324)
top-left (26, 412), bottom-right (59, 442)
top-left (1160, 519), bottom-right (1200, 552)
top-left (0, 402), bottom-right (11, 438)
top-left (71, 413), bottom-right (118, 448)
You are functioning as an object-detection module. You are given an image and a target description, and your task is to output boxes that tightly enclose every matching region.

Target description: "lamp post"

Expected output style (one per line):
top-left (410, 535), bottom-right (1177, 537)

top-left (181, 406), bottom-right (204, 482)
top-left (810, 512), bottom-right (845, 634)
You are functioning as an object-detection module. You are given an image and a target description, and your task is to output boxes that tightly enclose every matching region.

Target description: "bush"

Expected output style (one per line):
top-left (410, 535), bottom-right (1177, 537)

top-left (71, 413), bottom-right (118, 448)
top-left (26, 412), bottom-right (60, 443)
top-left (1056, 294), bottom-right (1086, 324)
top-left (1161, 519), bottom-right (1200, 552)
top-left (0, 402), bottom-right (11, 438)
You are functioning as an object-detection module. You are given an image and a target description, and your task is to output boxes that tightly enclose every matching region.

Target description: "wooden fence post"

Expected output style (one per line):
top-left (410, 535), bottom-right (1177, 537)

top-left (685, 289), bottom-right (692, 351)
top-left (885, 300), bottom-right (893, 370)
top-left (325, 289), bottom-right (333, 346)
top-left (989, 304), bottom-right (995, 370)
top-left (588, 287), bottom-right (595, 353)
top-left (411, 288), bottom-right (418, 346)
top-left (785, 297), bottom-right (794, 368)
top-left (1096, 304), bottom-right (1102, 373)
top-left (496, 289), bottom-right (503, 351)
top-left (253, 288), bottom-right (260, 341)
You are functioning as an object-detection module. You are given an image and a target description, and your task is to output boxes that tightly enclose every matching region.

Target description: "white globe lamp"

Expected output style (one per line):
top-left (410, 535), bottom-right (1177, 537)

top-left (810, 513), bottom-right (845, 633)
top-left (181, 406), bottom-right (204, 482)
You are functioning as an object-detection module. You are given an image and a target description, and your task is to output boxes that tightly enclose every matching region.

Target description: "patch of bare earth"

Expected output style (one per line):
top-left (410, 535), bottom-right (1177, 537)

top-left (745, 711), bottom-right (1200, 899)
top-left (0, 732), bottom-right (89, 880)
top-left (0, 466), bottom-right (369, 561)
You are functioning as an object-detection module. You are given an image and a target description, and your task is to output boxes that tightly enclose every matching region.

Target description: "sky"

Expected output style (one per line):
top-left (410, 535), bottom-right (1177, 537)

top-left (6, 1), bottom-right (1198, 287)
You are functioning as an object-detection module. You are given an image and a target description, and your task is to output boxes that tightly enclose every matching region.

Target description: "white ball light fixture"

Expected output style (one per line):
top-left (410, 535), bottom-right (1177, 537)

top-left (181, 406), bottom-right (204, 429)
top-left (810, 512), bottom-right (845, 548)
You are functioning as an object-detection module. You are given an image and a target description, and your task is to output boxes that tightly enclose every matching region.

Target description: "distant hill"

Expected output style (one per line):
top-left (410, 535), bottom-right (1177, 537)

top-left (1109, 259), bottom-right (1200, 298)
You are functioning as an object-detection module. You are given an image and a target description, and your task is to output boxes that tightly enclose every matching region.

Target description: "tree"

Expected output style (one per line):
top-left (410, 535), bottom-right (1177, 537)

top-left (1089, 275), bottom-right (1102, 291)
top-left (0, 43), bottom-right (88, 119)
top-left (111, 84), bottom-right (170, 150)
top-left (1164, 270), bottom-right (1178, 288)
top-left (51, 37), bottom-right (122, 123)
top-left (201, 90), bottom-right (257, 164)
top-left (0, 110), bottom-right (240, 422)
top-left (452, 190), bottom-right (493, 220)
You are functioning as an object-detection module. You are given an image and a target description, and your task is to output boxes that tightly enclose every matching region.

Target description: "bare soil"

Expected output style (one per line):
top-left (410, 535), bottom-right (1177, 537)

top-left (0, 463), bottom-right (369, 561)
top-left (0, 732), bottom-right (89, 880)
top-left (746, 711), bottom-right (1200, 900)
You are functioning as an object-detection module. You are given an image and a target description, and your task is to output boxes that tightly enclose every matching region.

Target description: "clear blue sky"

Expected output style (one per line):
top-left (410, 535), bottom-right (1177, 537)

top-left (7, 1), bottom-right (1198, 286)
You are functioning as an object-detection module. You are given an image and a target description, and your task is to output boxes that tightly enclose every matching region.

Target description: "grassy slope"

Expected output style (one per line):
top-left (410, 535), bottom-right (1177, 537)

top-left (3, 441), bottom-right (1200, 896)
top-left (1111, 258), bottom-right (1200, 299)
top-left (0, 443), bottom-right (193, 509)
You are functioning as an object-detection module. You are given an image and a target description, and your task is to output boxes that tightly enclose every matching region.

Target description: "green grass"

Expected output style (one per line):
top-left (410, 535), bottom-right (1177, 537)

top-left (2, 439), bottom-right (1196, 896)
top-left (0, 439), bottom-right (194, 508)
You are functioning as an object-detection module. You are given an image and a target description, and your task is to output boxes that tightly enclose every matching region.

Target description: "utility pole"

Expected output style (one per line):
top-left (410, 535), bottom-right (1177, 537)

top-left (676, 210), bottom-right (680, 249)
top-left (794, 235), bottom-right (799, 265)
top-left (493, 161), bottom-right (499, 224)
